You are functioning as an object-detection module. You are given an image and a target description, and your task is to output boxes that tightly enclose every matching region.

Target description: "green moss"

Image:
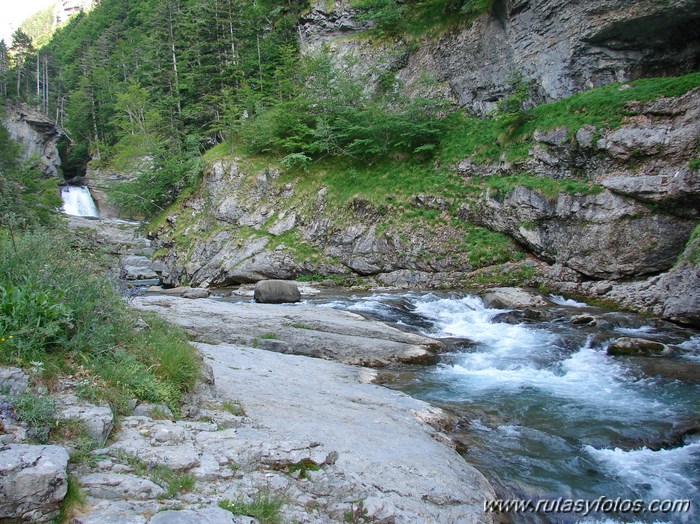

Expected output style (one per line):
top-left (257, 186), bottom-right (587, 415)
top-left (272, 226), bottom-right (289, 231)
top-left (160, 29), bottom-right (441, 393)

top-left (684, 223), bottom-right (700, 265)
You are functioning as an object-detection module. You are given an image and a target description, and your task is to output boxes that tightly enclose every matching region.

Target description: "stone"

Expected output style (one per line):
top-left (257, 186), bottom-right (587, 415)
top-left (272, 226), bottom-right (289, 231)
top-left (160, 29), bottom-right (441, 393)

top-left (481, 287), bottom-right (548, 309)
top-left (253, 280), bottom-right (301, 304)
top-left (606, 337), bottom-right (673, 357)
top-left (79, 473), bottom-right (166, 500)
top-left (149, 507), bottom-right (236, 524)
top-left (56, 394), bottom-right (114, 444)
top-left (0, 367), bottom-right (29, 395)
top-left (493, 308), bottom-right (554, 324)
top-left (1, 101), bottom-right (63, 177)
top-left (121, 255), bottom-right (157, 280)
top-left (198, 340), bottom-right (497, 523)
top-left (181, 288), bottom-right (210, 299)
top-left (0, 444), bottom-right (69, 522)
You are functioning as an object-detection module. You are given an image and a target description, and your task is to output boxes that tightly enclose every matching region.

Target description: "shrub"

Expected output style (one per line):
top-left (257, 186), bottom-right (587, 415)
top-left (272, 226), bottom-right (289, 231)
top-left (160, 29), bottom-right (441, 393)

top-left (0, 230), bottom-right (200, 412)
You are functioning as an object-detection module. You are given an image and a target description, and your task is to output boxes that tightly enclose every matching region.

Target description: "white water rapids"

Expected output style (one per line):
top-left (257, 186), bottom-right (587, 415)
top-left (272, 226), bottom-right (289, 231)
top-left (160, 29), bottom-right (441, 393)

top-left (60, 186), bottom-right (99, 217)
top-left (307, 291), bottom-right (700, 523)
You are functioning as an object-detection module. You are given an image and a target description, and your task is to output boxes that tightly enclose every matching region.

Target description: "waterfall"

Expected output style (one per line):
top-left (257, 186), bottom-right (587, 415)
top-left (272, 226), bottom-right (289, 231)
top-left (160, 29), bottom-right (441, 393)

top-left (60, 186), bottom-right (100, 217)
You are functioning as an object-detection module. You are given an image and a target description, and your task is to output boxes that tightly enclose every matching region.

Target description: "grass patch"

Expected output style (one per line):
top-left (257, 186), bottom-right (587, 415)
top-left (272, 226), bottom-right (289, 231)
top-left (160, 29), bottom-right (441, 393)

top-left (0, 230), bottom-right (200, 415)
top-left (220, 399), bottom-right (246, 416)
top-left (58, 476), bottom-right (86, 524)
top-left (219, 489), bottom-right (285, 524)
top-left (353, 0), bottom-right (493, 40)
top-left (260, 332), bottom-right (277, 340)
top-left (438, 72), bottom-right (700, 165)
top-left (50, 419), bottom-right (101, 464)
top-left (2, 390), bottom-right (56, 443)
top-left (112, 451), bottom-right (196, 498)
top-left (465, 173), bottom-right (604, 199)
top-left (683, 222), bottom-right (700, 266)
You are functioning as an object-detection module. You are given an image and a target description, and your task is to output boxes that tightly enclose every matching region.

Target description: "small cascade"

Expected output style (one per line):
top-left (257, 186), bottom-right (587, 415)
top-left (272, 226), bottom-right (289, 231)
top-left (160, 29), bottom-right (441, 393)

top-left (60, 186), bottom-right (99, 217)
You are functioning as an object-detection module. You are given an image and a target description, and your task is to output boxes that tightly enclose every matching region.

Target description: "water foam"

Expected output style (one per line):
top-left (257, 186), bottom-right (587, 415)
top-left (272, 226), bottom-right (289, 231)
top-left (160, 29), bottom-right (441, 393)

top-left (584, 442), bottom-right (700, 501)
top-left (61, 186), bottom-right (99, 217)
top-left (549, 294), bottom-right (588, 307)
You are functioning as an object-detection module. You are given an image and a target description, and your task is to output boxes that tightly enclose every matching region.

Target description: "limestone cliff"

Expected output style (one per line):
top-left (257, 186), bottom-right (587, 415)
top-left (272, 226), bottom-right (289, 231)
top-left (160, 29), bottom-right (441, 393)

top-left (301, 0), bottom-right (700, 114)
top-left (1, 101), bottom-right (64, 178)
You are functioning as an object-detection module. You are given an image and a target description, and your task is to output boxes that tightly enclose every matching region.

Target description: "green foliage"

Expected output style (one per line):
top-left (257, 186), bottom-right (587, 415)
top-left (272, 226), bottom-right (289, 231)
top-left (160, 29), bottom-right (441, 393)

top-left (0, 230), bottom-right (199, 412)
top-left (241, 50), bottom-right (447, 161)
top-left (108, 138), bottom-right (202, 218)
top-left (0, 284), bottom-right (74, 361)
top-left (219, 489), bottom-right (285, 524)
top-left (468, 174), bottom-right (604, 199)
top-left (438, 71), bottom-right (700, 165)
top-left (112, 451), bottom-right (196, 498)
top-left (220, 399), bottom-right (246, 416)
top-left (684, 223), bottom-right (700, 266)
top-left (19, 3), bottom-right (56, 48)
top-left (354, 0), bottom-right (493, 38)
top-left (50, 419), bottom-right (101, 463)
top-left (6, 390), bottom-right (57, 443)
top-left (58, 476), bottom-right (86, 524)
top-left (0, 125), bottom-right (60, 231)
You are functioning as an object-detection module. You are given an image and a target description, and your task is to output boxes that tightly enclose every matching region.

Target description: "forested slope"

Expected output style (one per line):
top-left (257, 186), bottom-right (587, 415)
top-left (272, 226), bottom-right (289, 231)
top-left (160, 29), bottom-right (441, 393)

top-left (1, 0), bottom-right (699, 324)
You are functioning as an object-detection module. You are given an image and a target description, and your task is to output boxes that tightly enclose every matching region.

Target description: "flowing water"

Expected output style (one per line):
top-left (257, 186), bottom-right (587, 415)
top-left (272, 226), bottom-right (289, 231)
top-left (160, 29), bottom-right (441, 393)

top-left (301, 291), bottom-right (700, 523)
top-left (60, 186), bottom-right (99, 217)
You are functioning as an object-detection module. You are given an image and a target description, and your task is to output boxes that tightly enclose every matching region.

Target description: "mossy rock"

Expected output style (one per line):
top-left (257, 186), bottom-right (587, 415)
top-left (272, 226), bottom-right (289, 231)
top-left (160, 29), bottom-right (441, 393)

top-left (606, 337), bottom-right (673, 357)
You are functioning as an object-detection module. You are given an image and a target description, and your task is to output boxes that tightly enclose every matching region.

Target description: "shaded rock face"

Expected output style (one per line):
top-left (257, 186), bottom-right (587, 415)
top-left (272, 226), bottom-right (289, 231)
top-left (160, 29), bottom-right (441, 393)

top-left (302, 0), bottom-right (700, 115)
top-left (463, 186), bottom-right (695, 279)
top-left (431, 0), bottom-right (700, 113)
top-left (1, 101), bottom-right (63, 178)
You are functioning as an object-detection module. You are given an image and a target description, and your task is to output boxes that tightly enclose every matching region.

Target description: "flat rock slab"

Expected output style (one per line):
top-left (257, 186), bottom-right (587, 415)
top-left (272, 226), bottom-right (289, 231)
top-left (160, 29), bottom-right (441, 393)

top-left (79, 473), bottom-right (166, 500)
top-left (133, 296), bottom-right (443, 366)
top-left (0, 444), bottom-right (69, 522)
top-left (196, 341), bottom-right (496, 523)
top-left (149, 507), bottom-right (240, 524)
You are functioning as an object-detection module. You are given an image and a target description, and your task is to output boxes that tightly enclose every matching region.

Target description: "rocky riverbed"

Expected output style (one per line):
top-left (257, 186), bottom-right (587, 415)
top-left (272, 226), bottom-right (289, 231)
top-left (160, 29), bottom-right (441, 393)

top-left (1, 290), bottom-right (498, 523)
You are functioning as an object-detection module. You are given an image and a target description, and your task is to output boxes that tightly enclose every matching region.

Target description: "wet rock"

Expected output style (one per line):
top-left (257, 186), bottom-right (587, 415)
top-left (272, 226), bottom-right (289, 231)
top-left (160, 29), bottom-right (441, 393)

top-left (253, 280), bottom-right (301, 304)
top-left (481, 287), bottom-right (548, 309)
top-left (493, 308), bottom-right (553, 324)
top-left (0, 367), bottom-right (29, 395)
top-left (0, 444), bottom-right (69, 522)
top-left (606, 337), bottom-right (673, 357)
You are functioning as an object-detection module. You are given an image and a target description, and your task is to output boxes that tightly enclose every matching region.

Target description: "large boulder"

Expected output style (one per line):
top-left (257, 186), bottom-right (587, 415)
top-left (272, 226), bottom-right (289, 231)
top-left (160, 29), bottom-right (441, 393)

top-left (0, 444), bottom-right (69, 522)
top-left (254, 280), bottom-right (301, 304)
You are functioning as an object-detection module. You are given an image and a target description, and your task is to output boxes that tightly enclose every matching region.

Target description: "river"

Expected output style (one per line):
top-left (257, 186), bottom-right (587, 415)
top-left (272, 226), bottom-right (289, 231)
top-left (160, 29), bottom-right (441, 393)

top-left (288, 290), bottom-right (700, 524)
